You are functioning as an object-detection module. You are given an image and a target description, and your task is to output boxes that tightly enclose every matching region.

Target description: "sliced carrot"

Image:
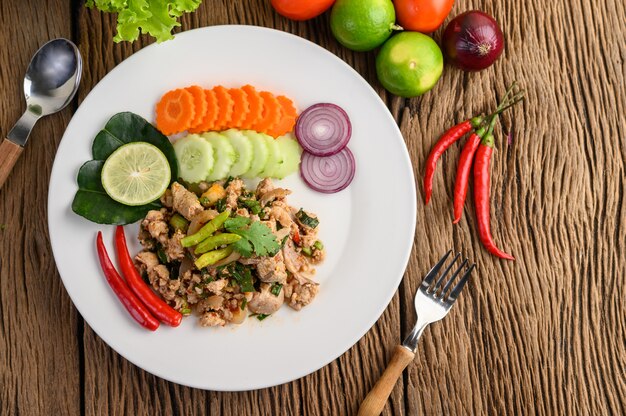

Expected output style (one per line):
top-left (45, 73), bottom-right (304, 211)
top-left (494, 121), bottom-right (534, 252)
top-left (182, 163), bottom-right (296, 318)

top-left (185, 85), bottom-right (208, 130)
top-left (155, 88), bottom-right (195, 135)
top-left (240, 85), bottom-right (263, 130)
top-left (188, 89), bottom-right (219, 133)
top-left (267, 95), bottom-right (298, 137)
top-left (212, 86), bottom-right (234, 131)
top-left (252, 91), bottom-right (282, 135)
top-left (228, 88), bottom-right (250, 129)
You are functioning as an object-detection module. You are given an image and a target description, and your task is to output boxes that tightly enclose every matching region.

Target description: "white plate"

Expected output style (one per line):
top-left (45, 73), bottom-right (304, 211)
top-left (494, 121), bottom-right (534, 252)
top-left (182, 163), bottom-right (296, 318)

top-left (48, 26), bottom-right (416, 391)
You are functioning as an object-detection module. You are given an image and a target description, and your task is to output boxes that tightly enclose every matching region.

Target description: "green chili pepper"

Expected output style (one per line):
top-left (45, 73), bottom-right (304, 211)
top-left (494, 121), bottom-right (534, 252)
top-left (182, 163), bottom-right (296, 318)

top-left (195, 233), bottom-right (242, 254)
top-left (169, 213), bottom-right (189, 232)
top-left (314, 240), bottom-right (324, 250)
top-left (194, 247), bottom-right (233, 269)
top-left (181, 210), bottom-right (230, 247)
top-left (301, 246), bottom-right (312, 256)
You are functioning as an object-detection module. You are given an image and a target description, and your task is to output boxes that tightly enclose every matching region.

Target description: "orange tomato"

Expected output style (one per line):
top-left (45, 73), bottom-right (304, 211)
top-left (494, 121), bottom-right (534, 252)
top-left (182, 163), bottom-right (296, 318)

top-left (393, 0), bottom-right (455, 33)
top-left (271, 0), bottom-right (336, 21)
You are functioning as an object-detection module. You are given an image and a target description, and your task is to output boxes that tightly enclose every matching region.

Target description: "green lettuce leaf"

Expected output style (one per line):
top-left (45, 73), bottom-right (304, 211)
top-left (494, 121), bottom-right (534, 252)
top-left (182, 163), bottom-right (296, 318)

top-left (85, 0), bottom-right (202, 43)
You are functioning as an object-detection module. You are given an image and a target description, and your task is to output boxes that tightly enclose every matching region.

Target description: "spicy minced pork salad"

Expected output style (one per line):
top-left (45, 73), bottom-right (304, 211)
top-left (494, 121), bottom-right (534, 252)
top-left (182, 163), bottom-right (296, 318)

top-left (134, 177), bottom-right (325, 327)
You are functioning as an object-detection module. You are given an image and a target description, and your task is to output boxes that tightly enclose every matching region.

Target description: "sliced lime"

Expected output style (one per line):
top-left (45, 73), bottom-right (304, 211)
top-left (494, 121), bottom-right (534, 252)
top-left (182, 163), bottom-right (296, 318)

top-left (101, 142), bottom-right (171, 206)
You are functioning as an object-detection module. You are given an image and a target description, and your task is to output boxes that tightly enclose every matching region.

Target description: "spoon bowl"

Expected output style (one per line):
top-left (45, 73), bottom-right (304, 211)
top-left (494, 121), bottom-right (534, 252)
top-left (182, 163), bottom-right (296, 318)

top-left (0, 38), bottom-right (82, 188)
top-left (25, 38), bottom-right (82, 117)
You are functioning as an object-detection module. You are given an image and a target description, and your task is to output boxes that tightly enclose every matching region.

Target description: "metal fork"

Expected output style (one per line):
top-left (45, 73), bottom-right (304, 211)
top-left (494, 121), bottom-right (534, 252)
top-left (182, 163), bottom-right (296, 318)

top-left (358, 251), bottom-right (475, 416)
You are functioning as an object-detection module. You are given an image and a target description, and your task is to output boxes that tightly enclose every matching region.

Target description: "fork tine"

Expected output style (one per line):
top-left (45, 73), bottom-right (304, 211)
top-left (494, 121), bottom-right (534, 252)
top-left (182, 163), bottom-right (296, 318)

top-left (446, 264), bottom-right (475, 303)
top-left (440, 258), bottom-right (468, 295)
top-left (421, 250), bottom-right (452, 287)
top-left (432, 252), bottom-right (461, 293)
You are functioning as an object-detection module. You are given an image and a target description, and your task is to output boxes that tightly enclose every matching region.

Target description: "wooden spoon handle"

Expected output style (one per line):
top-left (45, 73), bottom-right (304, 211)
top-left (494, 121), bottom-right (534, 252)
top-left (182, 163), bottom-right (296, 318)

top-left (0, 138), bottom-right (24, 189)
top-left (358, 345), bottom-right (415, 416)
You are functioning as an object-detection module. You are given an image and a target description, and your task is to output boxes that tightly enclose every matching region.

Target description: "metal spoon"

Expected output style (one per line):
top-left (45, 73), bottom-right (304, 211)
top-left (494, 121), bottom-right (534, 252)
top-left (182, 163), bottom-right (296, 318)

top-left (0, 38), bottom-right (82, 188)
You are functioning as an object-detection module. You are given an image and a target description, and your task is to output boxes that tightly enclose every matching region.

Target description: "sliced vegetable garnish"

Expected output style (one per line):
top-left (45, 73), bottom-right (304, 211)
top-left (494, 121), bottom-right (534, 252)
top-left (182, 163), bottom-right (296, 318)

top-left (101, 142), bottom-right (171, 206)
top-left (155, 88), bottom-right (196, 135)
top-left (185, 85), bottom-right (208, 129)
top-left (300, 147), bottom-right (355, 194)
top-left (267, 95), bottom-right (297, 137)
top-left (252, 91), bottom-right (281, 133)
top-left (229, 88), bottom-right (250, 129)
top-left (173, 133), bottom-right (214, 183)
top-left (295, 103), bottom-right (351, 156)
top-left (240, 85), bottom-right (263, 130)
top-left (212, 86), bottom-right (234, 130)
top-left (189, 88), bottom-right (218, 133)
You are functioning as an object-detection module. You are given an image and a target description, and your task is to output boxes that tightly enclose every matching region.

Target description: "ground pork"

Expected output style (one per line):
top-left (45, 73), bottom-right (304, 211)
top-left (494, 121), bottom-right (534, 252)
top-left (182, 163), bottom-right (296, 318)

top-left (256, 252), bottom-right (288, 284)
top-left (141, 209), bottom-right (169, 244)
top-left (166, 229), bottom-right (186, 261)
top-left (200, 312), bottom-right (226, 327)
top-left (255, 178), bottom-right (274, 198)
top-left (171, 182), bottom-right (203, 220)
top-left (225, 178), bottom-right (244, 210)
top-left (248, 283), bottom-right (284, 315)
top-left (284, 278), bottom-right (319, 311)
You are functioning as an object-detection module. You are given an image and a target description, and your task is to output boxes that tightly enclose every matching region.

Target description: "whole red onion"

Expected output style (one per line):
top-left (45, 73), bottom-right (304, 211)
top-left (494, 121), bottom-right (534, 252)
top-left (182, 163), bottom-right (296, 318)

top-left (442, 11), bottom-right (504, 71)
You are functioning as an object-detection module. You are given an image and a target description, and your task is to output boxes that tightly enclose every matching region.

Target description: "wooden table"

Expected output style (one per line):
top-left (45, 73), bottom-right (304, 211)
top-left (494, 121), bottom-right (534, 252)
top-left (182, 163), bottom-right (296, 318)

top-left (1, 1), bottom-right (624, 414)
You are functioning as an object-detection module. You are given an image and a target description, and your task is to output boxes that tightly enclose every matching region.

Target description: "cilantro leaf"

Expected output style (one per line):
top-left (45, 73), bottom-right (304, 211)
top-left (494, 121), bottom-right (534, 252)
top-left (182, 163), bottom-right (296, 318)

top-left (225, 217), bottom-right (280, 257)
top-left (224, 216), bottom-right (251, 230)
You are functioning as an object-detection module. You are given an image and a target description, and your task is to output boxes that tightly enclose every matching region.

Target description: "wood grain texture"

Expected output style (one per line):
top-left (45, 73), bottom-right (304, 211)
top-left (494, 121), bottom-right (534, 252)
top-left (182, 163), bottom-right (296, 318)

top-left (0, 0), bottom-right (624, 415)
top-left (0, 2), bottom-right (80, 415)
top-left (0, 139), bottom-right (24, 189)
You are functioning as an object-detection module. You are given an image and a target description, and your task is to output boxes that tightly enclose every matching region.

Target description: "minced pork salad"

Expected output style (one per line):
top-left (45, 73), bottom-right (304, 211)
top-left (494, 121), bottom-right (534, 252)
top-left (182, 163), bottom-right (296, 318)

top-left (135, 178), bottom-right (325, 326)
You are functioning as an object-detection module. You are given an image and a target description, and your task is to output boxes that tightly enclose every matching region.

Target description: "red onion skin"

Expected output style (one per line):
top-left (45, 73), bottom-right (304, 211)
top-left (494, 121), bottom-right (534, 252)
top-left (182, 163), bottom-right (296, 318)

top-left (442, 10), bottom-right (504, 71)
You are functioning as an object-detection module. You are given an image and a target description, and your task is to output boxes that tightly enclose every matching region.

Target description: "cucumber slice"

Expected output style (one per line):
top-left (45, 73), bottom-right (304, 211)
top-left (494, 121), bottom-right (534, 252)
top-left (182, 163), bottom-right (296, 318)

top-left (259, 133), bottom-right (284, 178)
top-left (202, 132), bottom-right (236, 181)
top-left (241, 130), bottom-right (269, 179)
top-left (273, 134), bottom-right (302, 179)
top-left (222, 129), bottom-right (253, 177)
top-left (173, 134), bottom-right (214, 183)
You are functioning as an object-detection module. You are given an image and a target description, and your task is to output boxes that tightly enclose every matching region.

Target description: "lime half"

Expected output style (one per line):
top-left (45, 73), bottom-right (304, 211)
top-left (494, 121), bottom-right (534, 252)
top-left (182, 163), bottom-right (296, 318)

top-left (101, 142), bottom-right (171, 206)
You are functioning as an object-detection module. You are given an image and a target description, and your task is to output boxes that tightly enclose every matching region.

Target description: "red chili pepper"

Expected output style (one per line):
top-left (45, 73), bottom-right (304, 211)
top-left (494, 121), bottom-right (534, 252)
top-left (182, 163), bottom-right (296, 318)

top-left (452, 132), bottom-right (481, 223)
top-left (115, 226), bottom-right (182, 327)
top-left (473, 141), bottom-right (515, 260)
top-left (292, 230), bottom-right (301, 245)
top-left (424, 120), bottom-right (474, 204)
top-left (96, 232), bottom-right (160, 330)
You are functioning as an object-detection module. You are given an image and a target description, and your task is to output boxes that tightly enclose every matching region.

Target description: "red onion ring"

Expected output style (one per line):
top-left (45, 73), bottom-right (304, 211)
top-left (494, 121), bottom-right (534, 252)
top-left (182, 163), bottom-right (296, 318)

top-left (295, 103), bottom-right (352, 156)
top-left (300, 147), bottom-right (355, 194)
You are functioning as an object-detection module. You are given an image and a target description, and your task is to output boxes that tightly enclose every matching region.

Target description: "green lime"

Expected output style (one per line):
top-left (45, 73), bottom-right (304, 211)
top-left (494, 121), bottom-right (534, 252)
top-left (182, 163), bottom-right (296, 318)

top-left (330, 0), bottom-right (398, 52)
top-left (101, 142), bottom-right (171, 206)
top-left (376, 32), bottom-right (444, 97)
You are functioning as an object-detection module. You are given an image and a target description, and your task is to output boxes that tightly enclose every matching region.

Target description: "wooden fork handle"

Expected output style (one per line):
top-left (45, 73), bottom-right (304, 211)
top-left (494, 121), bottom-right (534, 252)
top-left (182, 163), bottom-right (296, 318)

top-left (0, 138), bottom-right (23, 189)
top-left (358, 345), bottom-right (415, 416)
